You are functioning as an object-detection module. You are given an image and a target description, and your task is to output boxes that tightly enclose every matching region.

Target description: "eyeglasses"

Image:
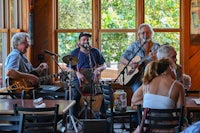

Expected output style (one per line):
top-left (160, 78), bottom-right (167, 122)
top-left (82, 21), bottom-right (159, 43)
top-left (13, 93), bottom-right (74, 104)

top-left (184, 84), bottom-right (191, 90)
top-left (21, 41), bottom-right (29, 45)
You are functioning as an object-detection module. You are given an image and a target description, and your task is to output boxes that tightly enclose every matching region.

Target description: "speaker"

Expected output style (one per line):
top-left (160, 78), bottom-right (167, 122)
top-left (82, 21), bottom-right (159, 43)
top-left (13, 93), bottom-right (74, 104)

top-left (81, 119), bottom-right (109, 133)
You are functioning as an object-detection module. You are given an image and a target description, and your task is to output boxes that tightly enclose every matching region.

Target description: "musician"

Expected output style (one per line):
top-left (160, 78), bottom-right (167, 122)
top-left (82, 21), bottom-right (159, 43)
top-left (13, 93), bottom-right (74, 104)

top-left (120, 23), bottom-right (160, 93)
top-left (69, 32), bottom-right (106, 118)
top-left (5, 32), bottom-right (48, 87)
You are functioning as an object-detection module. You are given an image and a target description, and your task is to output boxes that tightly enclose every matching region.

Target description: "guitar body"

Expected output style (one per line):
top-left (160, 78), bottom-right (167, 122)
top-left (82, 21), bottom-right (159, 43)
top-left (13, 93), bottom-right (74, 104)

top-left (7, 78), bottom-right (34, 93)
top-left (7, 71), bottom-right (67, 93)
top-left (79, 68), bottom-right (101, 94)
top-left (118, 56), bottom-right (142, 86)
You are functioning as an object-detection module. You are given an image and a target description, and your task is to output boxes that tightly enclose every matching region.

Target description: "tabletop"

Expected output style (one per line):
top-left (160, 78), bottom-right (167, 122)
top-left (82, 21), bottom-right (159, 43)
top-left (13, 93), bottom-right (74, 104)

top-left (0, 99), bottom-right (76, 115)
top-left (185, 96), bottom-right (200, 111)
top-left (185, 96), bottom-right (200, 124)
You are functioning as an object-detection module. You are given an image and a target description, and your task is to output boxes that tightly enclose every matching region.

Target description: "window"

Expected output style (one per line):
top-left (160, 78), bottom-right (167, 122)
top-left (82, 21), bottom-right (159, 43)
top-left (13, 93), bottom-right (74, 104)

top-left (0, 0), bottom-right (25, 87)
top-left (56, 0), bottom-right (181, 80)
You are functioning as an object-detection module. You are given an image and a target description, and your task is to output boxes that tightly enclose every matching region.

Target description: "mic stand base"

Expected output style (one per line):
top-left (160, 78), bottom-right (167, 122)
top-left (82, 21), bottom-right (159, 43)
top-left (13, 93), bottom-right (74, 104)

top-left (78, 97), bottom-right (95, 119)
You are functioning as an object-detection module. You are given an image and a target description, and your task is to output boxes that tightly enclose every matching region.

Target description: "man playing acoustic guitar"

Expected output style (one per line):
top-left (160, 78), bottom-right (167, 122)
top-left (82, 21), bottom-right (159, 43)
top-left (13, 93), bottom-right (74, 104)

top-left (5, 32), bottom-right (48, 92)
top-left (119, 23), bottom-right (160, 93)
top-left (67, 32), bottom-right (106, 119)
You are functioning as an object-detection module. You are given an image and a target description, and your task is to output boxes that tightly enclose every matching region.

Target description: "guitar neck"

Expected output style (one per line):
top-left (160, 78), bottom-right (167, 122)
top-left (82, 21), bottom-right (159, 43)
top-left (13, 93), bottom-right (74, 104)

top-left (38, 72), bottom-right (67, 83)
top-left (137, 56), bottom-right (149, 65)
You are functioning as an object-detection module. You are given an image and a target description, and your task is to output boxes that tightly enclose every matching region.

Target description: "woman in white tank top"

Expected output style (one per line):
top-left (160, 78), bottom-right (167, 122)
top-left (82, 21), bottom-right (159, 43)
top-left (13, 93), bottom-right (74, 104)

top-left (131, 58), bottom-right (185, 133)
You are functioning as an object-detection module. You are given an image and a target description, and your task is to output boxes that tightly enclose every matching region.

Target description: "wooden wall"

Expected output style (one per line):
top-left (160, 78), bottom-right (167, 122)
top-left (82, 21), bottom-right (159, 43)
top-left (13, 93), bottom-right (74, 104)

top-left (30, 0), bottom-right (55, 75)
top-left (30, 0), bottom-right (200, 92)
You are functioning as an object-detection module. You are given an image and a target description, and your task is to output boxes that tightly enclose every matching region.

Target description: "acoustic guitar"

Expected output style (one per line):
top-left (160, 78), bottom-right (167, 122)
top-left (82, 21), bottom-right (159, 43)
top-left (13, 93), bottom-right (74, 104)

top-left (118, 55), bottom-right (149, 86)
top-left (7, 71), bottom-right (68, 92)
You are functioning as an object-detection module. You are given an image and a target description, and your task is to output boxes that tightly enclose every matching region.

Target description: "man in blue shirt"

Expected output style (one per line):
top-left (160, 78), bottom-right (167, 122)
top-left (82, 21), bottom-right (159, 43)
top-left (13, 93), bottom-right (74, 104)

top-left (120, 23), bottom-right (160, 93)
top-left (5, 32), bottom-right (48, 88)
top-left (68, 32), bottom-right (106, 118)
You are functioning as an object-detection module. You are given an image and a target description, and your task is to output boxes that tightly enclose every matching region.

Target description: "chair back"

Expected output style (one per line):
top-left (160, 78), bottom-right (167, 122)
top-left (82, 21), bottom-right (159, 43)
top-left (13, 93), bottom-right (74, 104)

top-left (0, 114), bottom-right (24, 133)
top-left (0, 90), bottom-right (25, 99)
top-left (101, 82), bottom-right (113, 114)
top-left (137, 104), bottom-right (184, 133)
top-left (13, 103), bottom-right (59, 133)
top-left (185, 90), bottom-right (200, 97)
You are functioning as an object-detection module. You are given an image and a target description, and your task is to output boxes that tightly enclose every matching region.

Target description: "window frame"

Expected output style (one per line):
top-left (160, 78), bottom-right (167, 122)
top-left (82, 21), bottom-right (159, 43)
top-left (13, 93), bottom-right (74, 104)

top-left (55, 0), bottom-right (182, 79)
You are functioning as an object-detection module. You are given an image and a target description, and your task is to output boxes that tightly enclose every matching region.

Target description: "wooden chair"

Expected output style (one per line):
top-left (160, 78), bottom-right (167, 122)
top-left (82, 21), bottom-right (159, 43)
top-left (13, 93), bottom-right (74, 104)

top-left (0, 113), bottom-right (24, 133)
top-left (185, 90), bottom-right (200, 97)
top-left (0, 90), bottom-right (25, 99)
top-left (185, 90), bottom-right (200, 124)
top-left (101, 82), bottom-right (137, 133)
top-left (13, 103), bottom-right (59, 133)
top-left (137, 104), bottom-right (184, 133)
top-left (32, 89), bottom-right (68, 132)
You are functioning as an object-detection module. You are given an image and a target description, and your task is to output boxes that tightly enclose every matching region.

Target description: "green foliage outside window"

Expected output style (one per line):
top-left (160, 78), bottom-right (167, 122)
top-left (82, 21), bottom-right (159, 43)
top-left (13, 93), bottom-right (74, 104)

top-left (58, 0), bottom-right (92, 29)
top-left (57, 0), bottom-right (180, 67)
top-left (101, 0), bottom-right (136, 29)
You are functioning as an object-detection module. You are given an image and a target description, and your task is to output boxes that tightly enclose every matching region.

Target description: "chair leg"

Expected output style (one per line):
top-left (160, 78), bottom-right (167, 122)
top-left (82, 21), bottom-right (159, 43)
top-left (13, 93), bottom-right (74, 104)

top-left (111, 117), bottom-right (114, 133)
top-left (129, 115), bottom-right (132, 133)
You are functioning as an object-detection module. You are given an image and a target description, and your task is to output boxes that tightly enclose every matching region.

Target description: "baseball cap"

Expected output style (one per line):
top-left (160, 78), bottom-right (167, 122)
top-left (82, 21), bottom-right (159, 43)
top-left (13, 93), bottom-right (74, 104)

top-left (79, 32), bottom-right (92, 40)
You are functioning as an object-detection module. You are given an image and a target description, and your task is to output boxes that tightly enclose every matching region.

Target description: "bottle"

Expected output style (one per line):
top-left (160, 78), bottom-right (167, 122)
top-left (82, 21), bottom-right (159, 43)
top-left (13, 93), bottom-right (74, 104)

top-left (113, 90), bottom-right (127, 112)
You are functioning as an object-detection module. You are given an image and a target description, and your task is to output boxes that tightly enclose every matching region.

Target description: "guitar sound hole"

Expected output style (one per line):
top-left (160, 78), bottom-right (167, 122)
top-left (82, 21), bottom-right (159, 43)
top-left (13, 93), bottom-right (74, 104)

top-left (128, 69), bottom-right (135, 75)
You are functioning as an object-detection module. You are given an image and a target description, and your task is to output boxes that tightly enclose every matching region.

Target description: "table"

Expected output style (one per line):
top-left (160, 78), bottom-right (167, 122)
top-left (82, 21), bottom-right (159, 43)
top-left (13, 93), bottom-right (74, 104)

top-left (0, 99), bottom-right (75, 115)
top-left (185, 97), bottom-right (200, 124)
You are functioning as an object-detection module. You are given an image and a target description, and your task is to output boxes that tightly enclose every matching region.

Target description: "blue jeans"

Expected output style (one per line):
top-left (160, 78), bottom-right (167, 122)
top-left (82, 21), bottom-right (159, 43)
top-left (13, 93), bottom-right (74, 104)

top-left (131, 80), bottom-right (142, 93)
top-left (131, 80), bottom-right (142, 122)
top-left (71, 78), bottom-right (81, 117)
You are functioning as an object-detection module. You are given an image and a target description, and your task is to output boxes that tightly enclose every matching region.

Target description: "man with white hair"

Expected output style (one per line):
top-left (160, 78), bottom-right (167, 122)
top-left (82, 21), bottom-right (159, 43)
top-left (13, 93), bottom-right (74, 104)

top-left (156, 44), bottom-right (183, 82)
top-left (120, 23), bottom-right (160, 92)
top-left (5, 32), bottom-right (48, 87)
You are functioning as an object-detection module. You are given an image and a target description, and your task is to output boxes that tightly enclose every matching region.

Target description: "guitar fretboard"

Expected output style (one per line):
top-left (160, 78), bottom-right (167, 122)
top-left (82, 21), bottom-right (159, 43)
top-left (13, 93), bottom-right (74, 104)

top-left (38, 72), bottom-right (68, 83)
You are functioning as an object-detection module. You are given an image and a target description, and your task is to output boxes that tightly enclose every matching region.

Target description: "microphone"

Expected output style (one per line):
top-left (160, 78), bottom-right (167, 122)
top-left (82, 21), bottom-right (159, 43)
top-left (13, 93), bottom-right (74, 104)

top-left (143, 36), bottom-right (150, 44)
top-left (44, 50), bottom-right (59, 56)
top-left (82, 43), bottom-right (91, 51)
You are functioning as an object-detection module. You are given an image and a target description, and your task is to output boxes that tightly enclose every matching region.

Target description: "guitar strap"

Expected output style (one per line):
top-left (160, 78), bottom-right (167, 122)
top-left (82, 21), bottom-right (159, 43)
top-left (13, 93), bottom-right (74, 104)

top-left (145, 41), bottom-right (153, 55)
top-left (20, 53), bottom-right (32, 73)
top-left (77, 49), bottom-right (97, 73)
top-left (76, 50), bottom-right (102, 94)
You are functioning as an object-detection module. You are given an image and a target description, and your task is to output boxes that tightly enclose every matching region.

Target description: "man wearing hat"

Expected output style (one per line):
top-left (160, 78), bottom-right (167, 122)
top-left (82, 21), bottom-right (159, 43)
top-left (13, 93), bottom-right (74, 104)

top-left (69, 32), bottom-right (106, 118)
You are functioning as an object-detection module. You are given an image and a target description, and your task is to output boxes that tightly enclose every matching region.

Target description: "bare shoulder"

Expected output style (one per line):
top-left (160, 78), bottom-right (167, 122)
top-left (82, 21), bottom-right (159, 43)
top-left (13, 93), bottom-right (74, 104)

top-left (174, 80), bottom-right (184, 91)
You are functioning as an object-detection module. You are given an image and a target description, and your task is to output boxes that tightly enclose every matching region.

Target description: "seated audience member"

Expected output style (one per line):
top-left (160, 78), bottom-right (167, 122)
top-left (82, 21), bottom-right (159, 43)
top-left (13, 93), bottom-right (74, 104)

top-left (131, 58), bottom-right (185, 133)
top-left (181, 121), bottom-right (200, 133)
top-left (156, 44), bottom-right (183, 82)
top-left (182, 74), bottom-right (192, 91)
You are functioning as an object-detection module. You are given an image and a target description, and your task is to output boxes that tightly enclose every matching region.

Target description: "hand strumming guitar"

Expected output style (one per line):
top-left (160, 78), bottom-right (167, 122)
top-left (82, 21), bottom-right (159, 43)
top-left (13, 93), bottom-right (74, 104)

top-left (129, 61), bottom-right (139, 69)
top-left (93, 68), bottom-right (100, 83)
top-left (76, 71), bottom-right (89, 87)
top-left (35, 62), bottom-right (48, 76)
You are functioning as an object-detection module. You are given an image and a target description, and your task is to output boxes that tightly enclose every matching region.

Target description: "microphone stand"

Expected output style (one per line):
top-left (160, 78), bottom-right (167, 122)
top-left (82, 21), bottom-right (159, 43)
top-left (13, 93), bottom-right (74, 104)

top-left (77, 46), bottom-right (95, 119)
top-left (47, 55), bottom-right (68, 132)
top-left (88, 49), bottom-right (95, 119)
top-left (48, 55), bottom-right (81, 133)
top-left (49, 55), bottom-right (65, 76)
top-left (114, 41), bottom-right (147, 90)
